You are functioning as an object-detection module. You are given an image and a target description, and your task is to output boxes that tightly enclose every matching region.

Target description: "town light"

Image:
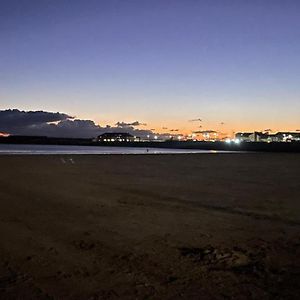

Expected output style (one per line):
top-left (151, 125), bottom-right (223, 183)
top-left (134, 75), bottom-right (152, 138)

top-left (0, 132), bottom-right (10, 137)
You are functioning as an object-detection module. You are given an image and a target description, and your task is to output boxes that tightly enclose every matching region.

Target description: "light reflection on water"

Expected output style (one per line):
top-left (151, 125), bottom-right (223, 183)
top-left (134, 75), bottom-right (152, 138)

top-left (0, 144), bottom-right (237, 155)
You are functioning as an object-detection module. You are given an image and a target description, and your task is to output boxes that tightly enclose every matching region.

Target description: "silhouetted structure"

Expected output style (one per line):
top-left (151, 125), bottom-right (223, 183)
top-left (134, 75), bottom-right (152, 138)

top-left (235, 131), bottom-right (300, 142)
top-left (96, 132), bottom-right (137, 142)
top-left (235, 132), bottom-right (252, 142)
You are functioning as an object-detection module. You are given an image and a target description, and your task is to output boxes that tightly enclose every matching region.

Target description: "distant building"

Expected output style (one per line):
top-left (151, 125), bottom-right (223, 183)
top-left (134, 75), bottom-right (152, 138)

top-left (235, 132), bottom-right (269, 142)
top-left (235, 131), bottom-right (300, 142)
top-left (235, 132), bottom-right (252, 142)
top-left (273, 132), bottom-right (300, 142)
top-left (249, 132), bottom-right (269, 142)
top-left (195, 130), bottom-right (218, 141)
top-left (96, 132), bottom-right (138, 142)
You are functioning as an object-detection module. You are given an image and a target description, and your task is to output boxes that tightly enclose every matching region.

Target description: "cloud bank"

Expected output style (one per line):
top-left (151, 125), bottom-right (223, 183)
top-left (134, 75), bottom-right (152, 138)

top-left (0, 109), bottom-right (172, 139)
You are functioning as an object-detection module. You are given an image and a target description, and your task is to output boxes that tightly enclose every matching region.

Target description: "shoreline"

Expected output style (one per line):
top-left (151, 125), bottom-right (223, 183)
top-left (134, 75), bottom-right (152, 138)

top-left (0, 143), bottom-right (246, 155)
top-left (1, 136), bottom-right (300, 152)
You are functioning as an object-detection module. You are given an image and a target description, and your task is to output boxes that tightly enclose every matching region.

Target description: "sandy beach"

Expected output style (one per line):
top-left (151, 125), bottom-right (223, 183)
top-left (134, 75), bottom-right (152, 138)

top-left (0, 153), bottom-right (299, 299)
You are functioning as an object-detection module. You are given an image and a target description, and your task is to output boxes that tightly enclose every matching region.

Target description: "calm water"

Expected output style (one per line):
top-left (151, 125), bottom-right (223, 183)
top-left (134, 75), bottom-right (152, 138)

top-left (0, 144), bottom-right (233, 155)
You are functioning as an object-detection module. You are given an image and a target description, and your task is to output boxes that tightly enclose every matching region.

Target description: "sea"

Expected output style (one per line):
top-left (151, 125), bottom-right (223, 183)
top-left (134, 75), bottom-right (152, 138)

top-left (0, 144), bottom-right (233, 155)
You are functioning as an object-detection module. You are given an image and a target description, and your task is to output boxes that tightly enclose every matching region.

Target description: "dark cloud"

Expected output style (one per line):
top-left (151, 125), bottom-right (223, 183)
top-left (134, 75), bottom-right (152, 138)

top-left (0, 109), bottom-right (156, 138)
top-left (170, 129), bottom-right (179, 132)
top-left (115, 121), bottom-right (147, 127)
top-left (0, 109), bottom-right (72, 129)
top-left (193, 130), bottom-right (217, 134)
top-left (189, 118), bottom-right (202, 122)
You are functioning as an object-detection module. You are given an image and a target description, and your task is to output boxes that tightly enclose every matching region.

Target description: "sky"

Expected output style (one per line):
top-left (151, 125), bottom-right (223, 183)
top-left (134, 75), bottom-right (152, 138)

top-left (1, 0), bottom-right (300, 136)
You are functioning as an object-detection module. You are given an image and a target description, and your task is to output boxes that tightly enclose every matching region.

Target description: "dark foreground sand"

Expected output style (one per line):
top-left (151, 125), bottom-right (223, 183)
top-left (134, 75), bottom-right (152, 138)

top-left (0, 154), bottom-right (299, 299)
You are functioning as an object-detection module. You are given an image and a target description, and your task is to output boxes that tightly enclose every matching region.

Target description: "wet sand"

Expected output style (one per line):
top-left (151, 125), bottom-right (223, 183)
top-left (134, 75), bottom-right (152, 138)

top-left (0, 154), bottom-right (299, 299)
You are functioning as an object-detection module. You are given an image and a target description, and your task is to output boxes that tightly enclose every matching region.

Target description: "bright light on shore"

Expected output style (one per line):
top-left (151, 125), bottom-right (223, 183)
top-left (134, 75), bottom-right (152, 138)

top-left (0, 132), bottom-right (10, 137)
top-left (225, 138), bottom-right (231, 144)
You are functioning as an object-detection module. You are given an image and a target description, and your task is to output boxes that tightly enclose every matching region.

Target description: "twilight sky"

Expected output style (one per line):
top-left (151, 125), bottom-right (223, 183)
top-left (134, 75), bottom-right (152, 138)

top-left (1, 0), bottom-right (300, 134)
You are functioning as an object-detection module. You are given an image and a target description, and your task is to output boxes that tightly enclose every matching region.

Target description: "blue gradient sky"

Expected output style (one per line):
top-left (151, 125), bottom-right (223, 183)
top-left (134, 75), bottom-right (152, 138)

top-left (1, 0), bottom-right (300, 133)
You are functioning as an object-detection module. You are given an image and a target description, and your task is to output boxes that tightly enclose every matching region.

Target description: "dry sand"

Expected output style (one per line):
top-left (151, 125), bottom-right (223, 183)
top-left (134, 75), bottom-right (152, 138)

top-left (0, 153), bottom-right (299, 299)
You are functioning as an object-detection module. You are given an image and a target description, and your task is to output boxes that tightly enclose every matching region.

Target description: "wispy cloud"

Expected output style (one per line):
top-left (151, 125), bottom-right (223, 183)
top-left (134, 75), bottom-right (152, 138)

top-left (193, 130), bottom-right (217, 134)
top-left (115, 121), bottom-right (147, 127)
top-left (189, 118), bottom-right (202, 122)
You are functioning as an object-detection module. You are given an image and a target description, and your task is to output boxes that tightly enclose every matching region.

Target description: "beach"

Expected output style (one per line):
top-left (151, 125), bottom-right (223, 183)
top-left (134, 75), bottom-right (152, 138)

top-left (0, 153), bottom-right (299, 299)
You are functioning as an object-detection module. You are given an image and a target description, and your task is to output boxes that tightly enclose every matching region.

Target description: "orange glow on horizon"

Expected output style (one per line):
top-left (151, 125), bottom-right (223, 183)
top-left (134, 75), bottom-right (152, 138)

top-left (91, 116), bottom-right (300, 139)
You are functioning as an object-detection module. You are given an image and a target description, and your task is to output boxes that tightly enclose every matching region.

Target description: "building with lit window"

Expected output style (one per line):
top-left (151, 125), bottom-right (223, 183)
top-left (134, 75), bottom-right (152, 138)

top-left (96, 132), bottom-right (138, 142)
top-left (235, 131), bottom-right (300, 142)
top-left (235, 132), bottom-right (252, 142)
top-left (271, 132), bottom-right (300, 142)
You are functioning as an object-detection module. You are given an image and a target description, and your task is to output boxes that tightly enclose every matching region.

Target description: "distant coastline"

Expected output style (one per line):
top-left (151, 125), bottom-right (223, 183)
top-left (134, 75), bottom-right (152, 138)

top-left (1, 135), bottom-right (300, 153)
